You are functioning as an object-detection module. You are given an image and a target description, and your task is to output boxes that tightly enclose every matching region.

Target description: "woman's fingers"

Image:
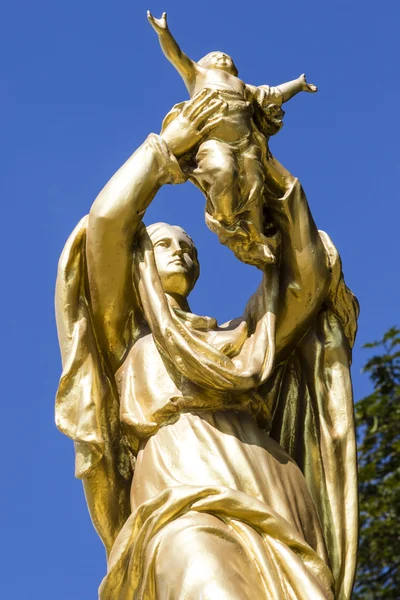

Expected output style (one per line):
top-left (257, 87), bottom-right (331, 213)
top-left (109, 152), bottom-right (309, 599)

top-left (166, 90), bottom-right (226, 154)
top-left (193, 100), bottom-right (226, 129)
top-left (200, 115), bottom-right (226, 136)
top-left (183, 89), bottom-right (210, 119)
top-left (184, 89), bottom-right (221, 120)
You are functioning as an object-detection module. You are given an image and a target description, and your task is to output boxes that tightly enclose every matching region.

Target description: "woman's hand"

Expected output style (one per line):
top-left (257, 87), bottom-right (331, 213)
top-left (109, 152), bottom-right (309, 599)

top-left (160, 89), bottom-right (227, 157)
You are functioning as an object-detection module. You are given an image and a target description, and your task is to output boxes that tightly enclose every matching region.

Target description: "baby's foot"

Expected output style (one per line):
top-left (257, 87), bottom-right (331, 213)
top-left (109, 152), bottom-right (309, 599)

top-left (234, 241), bottom-right (276, 268)
top-left (248, 242), bottom-right (276, 267)
top-left (259, 243), bottom-right (276, 264)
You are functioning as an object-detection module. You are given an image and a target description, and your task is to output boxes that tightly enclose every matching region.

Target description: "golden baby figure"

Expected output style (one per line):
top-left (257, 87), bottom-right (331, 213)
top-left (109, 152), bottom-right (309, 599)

top-left (148, 11), bottom-right (317, 267)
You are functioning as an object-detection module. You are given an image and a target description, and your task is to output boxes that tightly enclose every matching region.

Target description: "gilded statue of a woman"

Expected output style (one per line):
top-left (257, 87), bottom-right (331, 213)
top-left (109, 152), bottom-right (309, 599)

top-left (55, 89), bottom-right (359, 599)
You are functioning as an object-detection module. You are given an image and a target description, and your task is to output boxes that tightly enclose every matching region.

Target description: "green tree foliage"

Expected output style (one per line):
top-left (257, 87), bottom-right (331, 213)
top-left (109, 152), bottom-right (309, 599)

top-left (353, 327), bottom-right (400, 599)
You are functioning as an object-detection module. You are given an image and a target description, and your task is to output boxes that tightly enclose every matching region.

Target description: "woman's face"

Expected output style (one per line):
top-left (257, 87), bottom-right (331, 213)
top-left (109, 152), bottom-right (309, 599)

top-left (149, 224), bottom-right (199, 298)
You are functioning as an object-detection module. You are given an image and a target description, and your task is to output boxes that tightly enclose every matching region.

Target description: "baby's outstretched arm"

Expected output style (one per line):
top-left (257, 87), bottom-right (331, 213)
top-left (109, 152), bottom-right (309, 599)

top-left (147, 11), bottom-right (197, 93)
top-left (248, 74), bottom-right (317, 108)
top-left (277, 74), bottom-right (317, 103)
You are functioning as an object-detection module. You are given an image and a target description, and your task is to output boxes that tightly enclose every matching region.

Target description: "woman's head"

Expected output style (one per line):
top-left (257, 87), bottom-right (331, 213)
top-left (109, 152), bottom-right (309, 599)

top-left (147, 223), bottom-right (200, 298)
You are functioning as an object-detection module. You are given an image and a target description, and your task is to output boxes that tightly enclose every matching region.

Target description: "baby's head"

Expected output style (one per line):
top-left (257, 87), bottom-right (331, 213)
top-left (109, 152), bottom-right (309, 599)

top-left (198, 52), bottom-right (238, 77)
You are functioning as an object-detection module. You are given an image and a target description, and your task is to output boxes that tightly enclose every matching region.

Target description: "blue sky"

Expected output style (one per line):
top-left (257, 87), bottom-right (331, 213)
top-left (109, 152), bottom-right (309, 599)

top-left (1, 0), bottom-right (399, 597)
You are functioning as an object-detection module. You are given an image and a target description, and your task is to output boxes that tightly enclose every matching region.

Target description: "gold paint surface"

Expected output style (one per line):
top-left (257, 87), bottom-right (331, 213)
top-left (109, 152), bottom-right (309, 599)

top-left (149, 10), bottom-right (317, 268)
top-left (56, 34), bottom-right (358, 600)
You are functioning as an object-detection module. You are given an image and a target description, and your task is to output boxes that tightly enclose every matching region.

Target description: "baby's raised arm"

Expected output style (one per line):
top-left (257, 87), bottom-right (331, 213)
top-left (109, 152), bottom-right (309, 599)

top-left (147, 11), bottom-right (198, 94)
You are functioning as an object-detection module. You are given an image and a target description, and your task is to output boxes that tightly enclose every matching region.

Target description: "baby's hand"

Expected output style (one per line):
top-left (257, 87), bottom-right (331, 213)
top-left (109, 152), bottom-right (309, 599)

top-left (147, 11), bottom-right (169, 34)
top-left (299, 73), bottom-right (317, 93)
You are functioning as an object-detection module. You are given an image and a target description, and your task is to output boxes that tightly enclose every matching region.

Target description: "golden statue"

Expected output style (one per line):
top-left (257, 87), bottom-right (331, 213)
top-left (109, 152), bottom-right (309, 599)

top-left (148, 10), bottom-right (317, 267)
top-left (55, 16), bottom-right (359, 599)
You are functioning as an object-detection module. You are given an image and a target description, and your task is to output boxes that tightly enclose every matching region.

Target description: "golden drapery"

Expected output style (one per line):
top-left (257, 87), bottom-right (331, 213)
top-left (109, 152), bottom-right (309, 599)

top-left (55, 136), bottom-right (358, 599)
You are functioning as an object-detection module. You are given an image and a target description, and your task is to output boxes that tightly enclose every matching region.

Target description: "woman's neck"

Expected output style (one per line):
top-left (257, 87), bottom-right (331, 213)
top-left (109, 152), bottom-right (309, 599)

top-left (165, 292), bottom-right (190, 312)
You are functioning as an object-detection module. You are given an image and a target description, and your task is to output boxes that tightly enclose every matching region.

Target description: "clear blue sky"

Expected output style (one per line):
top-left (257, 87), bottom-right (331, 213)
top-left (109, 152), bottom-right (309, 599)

top-left (1, 0), bottom-right (398, 597)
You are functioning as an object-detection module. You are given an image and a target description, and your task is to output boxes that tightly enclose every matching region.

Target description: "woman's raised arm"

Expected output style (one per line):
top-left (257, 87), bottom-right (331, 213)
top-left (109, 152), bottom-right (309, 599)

top-left (86, 90), bottom-right (227, 370)
top-left (265, 157), bottom-right (332, 363)
top-left (86, 136), bottom-right (182, 370)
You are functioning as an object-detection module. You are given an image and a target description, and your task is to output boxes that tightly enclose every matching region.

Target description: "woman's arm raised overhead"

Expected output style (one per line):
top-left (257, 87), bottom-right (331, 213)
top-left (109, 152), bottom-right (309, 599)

top-left (86, 90), bottom-right (227, 370)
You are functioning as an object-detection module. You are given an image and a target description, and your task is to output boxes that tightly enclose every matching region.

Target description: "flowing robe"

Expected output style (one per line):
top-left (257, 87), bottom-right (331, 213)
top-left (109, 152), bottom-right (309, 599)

top-left (55, 134), bottom-right (359, 599)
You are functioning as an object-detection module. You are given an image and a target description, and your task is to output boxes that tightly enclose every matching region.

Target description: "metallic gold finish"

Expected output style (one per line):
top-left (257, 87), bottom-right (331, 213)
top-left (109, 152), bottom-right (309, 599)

top-left (56, 26), bottom-right (358, 600)
top-left (148, 10), bottom-right (317, 268)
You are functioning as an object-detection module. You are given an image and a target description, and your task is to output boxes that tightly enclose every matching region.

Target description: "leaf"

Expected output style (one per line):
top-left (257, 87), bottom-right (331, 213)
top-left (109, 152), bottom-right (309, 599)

top-left (363, 341), bottom-right (380, 349)
top-left (354, 326), bottom-right (400, 599)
